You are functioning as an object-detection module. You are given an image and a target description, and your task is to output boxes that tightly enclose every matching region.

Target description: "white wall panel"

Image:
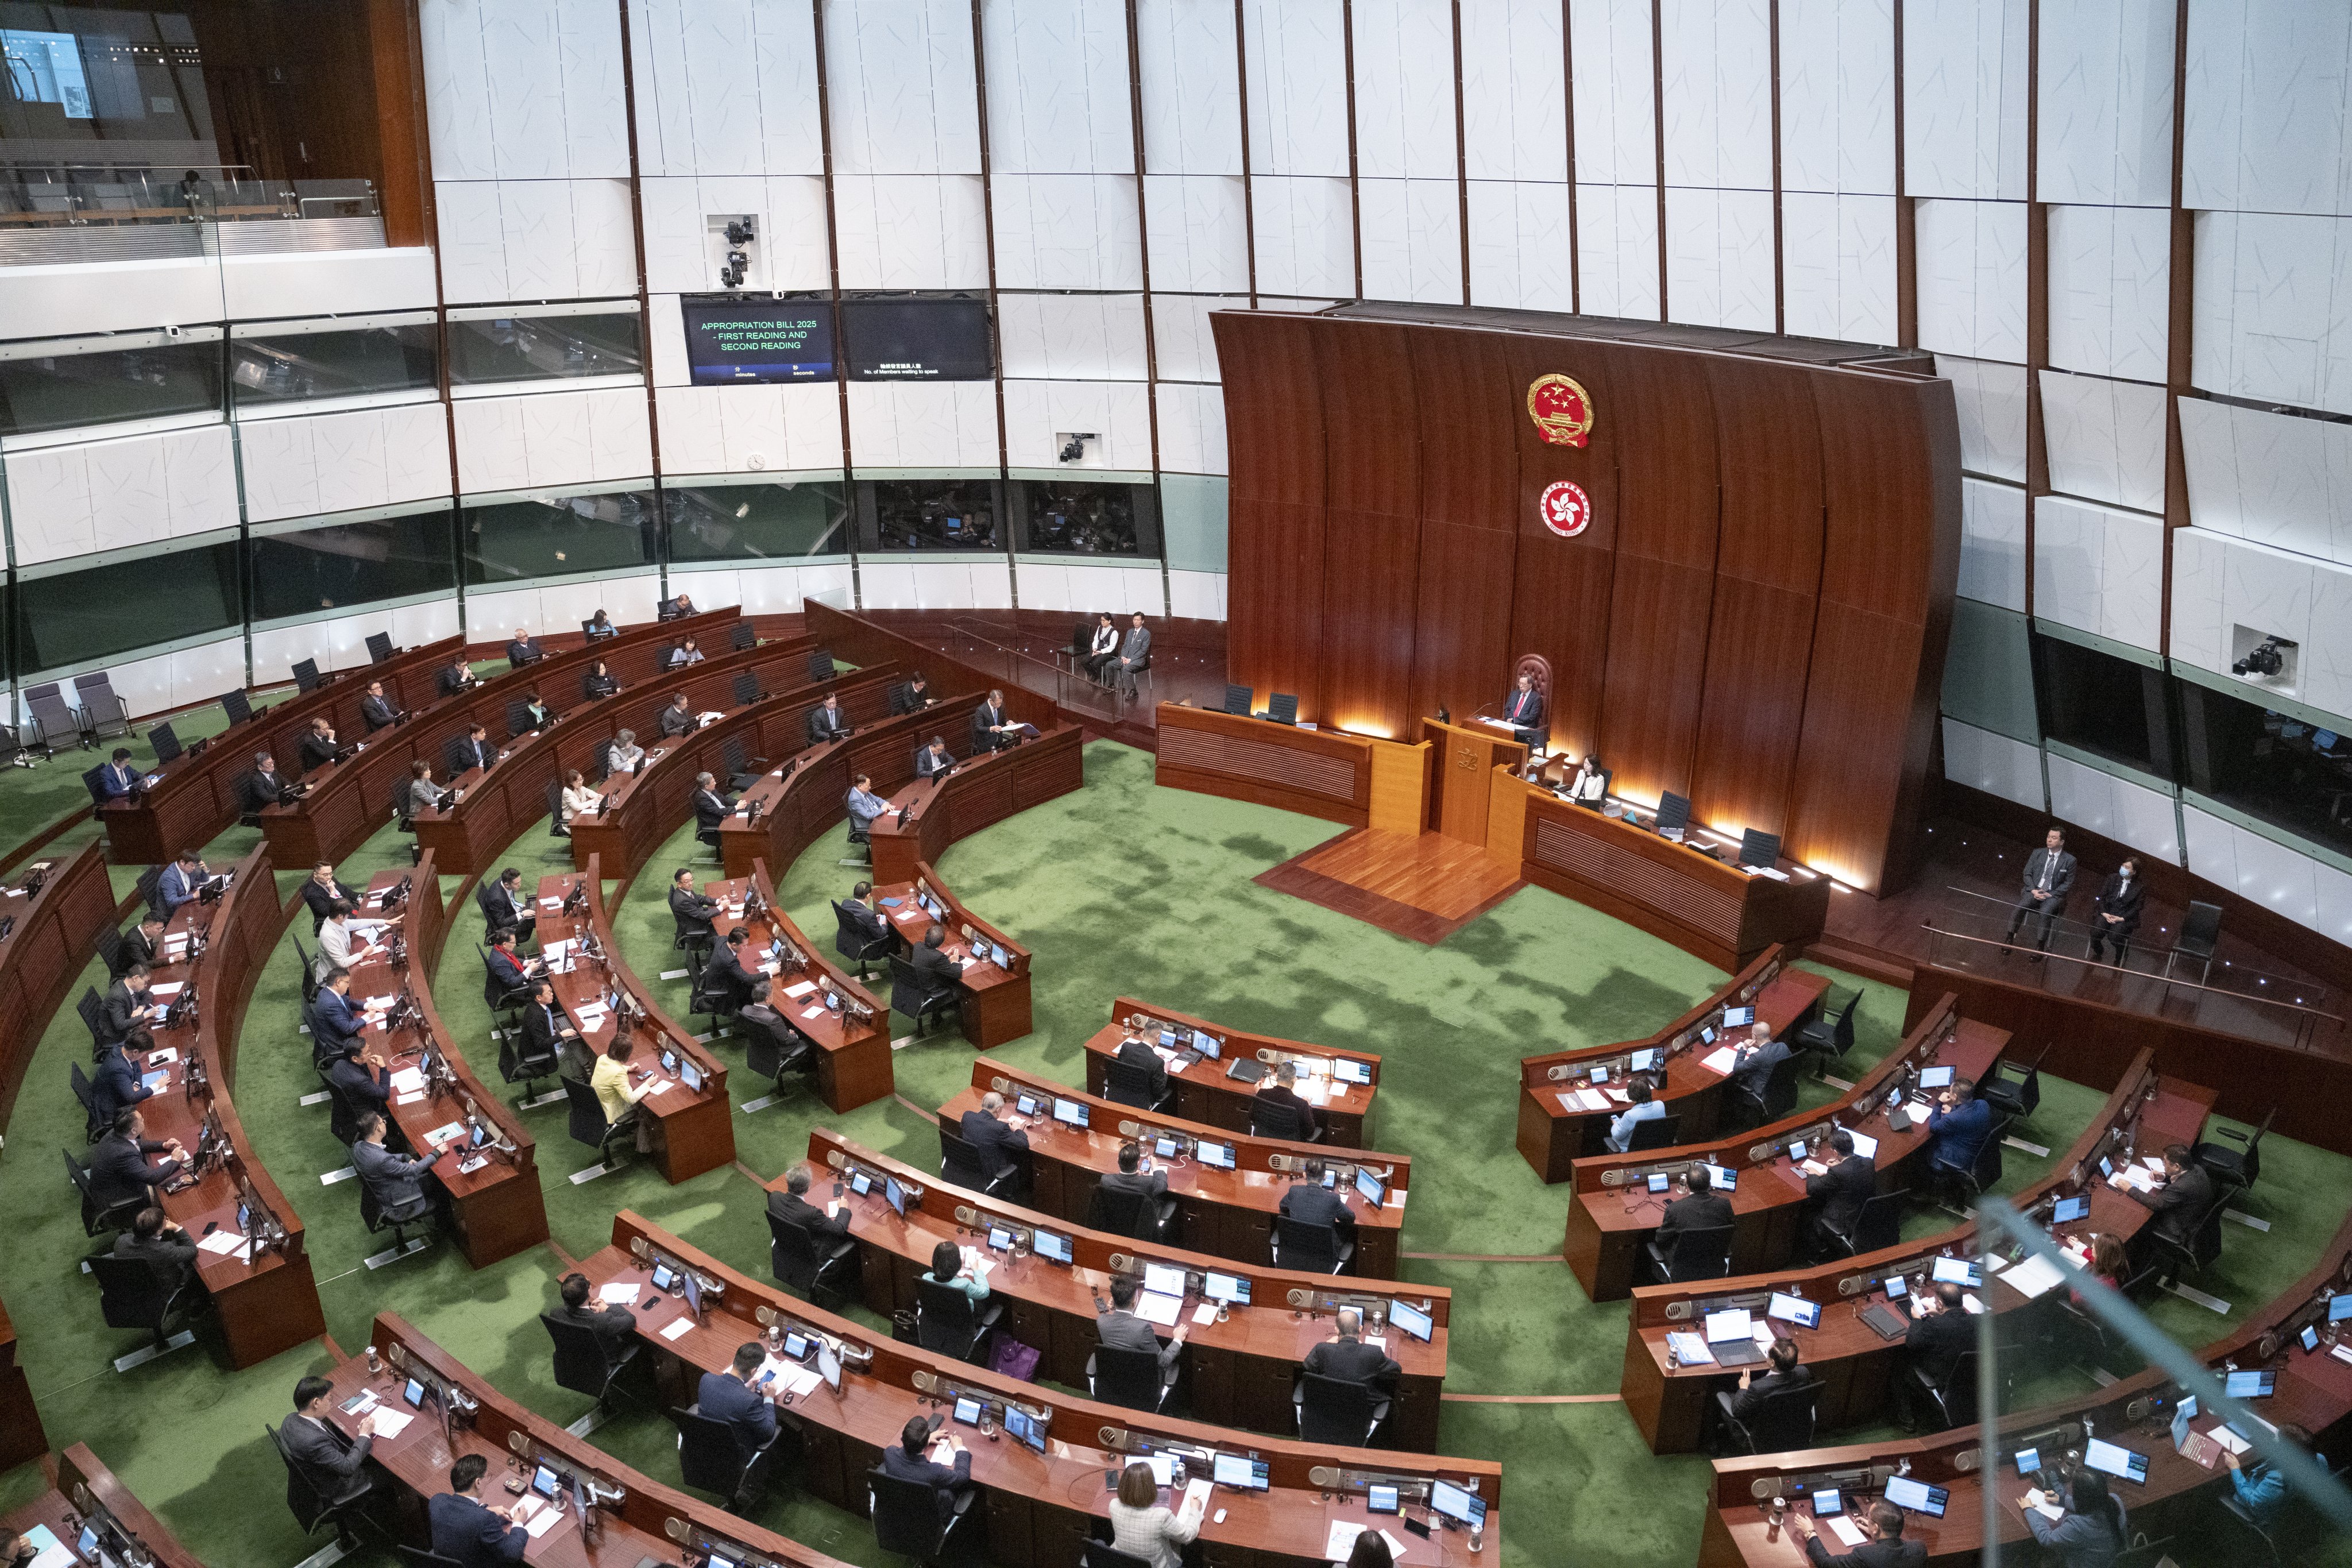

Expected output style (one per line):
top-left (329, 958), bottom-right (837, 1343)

top-left (420, 0), bottom-right (628, 181)
top-left (1782, 192), bottom-right (1899, 344)
top-left (1352, 0), bottom-right (1458, 181)
top-left (1136, 0), bottom-right (1242, 176)
top-left (1150, 295), bottom-right (1246, 383)
top-left (0, 258), bottom-right (227, 342)
top-left (1461, 0), bottom-right (1567, 184)
top-left (163, 636), bottom-right (251, 715)
top-left (2183, 0), bottom-right (2352, 217)
top-left (1168, 569), bottom-right (1229, 621)
top-left (419, 0), bottom-right (495, 182)
top-left (1466, 181), bottom-right (1576, 312)
top-left (2046, 753), bottom-right (2181, 863)
top-left (648, 292), bottom-right (689, 388)
top-left (239, 404), bottom-right (451, 524)
top-left (1242, 0), bottom-right (1349, 178)
top-left (1022, 558), bottom-right (1164, 617)
top-left (432, 179), bottom-right (638, 304)
top-left (831, 176), bottom-right (991, 289)
top-left (903, 559), bottom-right (1014, 611)
top-left (1360, 179), bottom-right (1464, 305)
top-left (2037, 0), bottom-right (2176, 207)
top-left (1903, 0), bottom-right (2031, 200)
top-left (991, 176), bottom-right (1144, 290)
top-left (2040, 372), bottom-right (2168, 513)
top-left (844, 383), bottom-right (1001, 469)
top-left (2180, 800), bottom-right (2237, 889)
top-left (824, 0), bottom-right (982, 175)
top-left (627, 0), bottom-right (824, 179)
top-left (1915, 199), bottom-right (2030, 362)
top-left (220, 249), bottom-right (440, 322)
top-left (2224, 816), bottom-right (2323, 927)
top-left (2046, 204), bottom-right (2171, 381)
top-left (1154, 382), bottom-right (1229, 475)
top-left (652, 384), bottom-right (845, 476)
top-left (2191, 211), bottom-right (2352, 416)
top-left (1250, 177), bottom-right (1356, 298)
top-left (464, 574), bottom-right (662, 645)
top-left (1958, 476), bottom-right (2028, 611)
top-left (981, 0), bottom-right (1136, 174)
top-left (2168, 526), bottom-right (2227, 672)
top-left (997, 294), bottom-right (1149, 381)
top-left (1779, 0), bottom-right (1895, 195)
top-left (1941, 716), bottom-right (2046, 809)
top-left (452, 388), bottom-right (652, 493)
top-left (1142, 176), bottom-right (1250, 293)
top-left (639, 176), bottom-right (831, 295)
top-left (1660, 0), bottom-right (1772, 191)
top-left (2033, 493), bottom-right (2165, 652)
top-left (1000, 380), bottom-right (1153, 469)
top-left (735, 562), bottom-right (856, 618)
top-left (1571, 0), bottom-right (1658, 186)
top-left (2302, 553), bottom-right (2352, 723)
top-left (1574, 185), bottom-right (1663, 321)
top-left (2168, 531), bottom-right (2352, 715)
top-left (7, 424), bottom-right (237, 566)
top-left (2179, 395), bottom-right (2352, 564)
top-left (1664, 188), bottom-right (1774, 331)
top-left (1938, 356), bottom-right (2031, 481)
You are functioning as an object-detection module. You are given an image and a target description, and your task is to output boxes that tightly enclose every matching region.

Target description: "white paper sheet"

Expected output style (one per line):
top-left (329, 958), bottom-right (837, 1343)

top-left (1133, 1290), bottom-right (1183, 1327)
top-left (389, 1067), bottom-right (426, 1094)
top-left (598, 1281), bottom-right (639, 1304)
top-left (369, 1409), bottom-right (414, 1439)
top-left (1826, 1514), bottom-right (1868, 1546)
top-left (2000, 1254), bottom-right (2067, 1300)
top-left (660, 1316), bottom-right (694, 1341)
top-left (1700, 1046), bottom-right (1740, 1074)
top-left (782, 980), bottom-right (817, 998)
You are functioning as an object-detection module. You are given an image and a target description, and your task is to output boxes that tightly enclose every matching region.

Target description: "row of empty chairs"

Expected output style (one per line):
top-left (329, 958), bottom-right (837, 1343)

top-left (10, 671), bottom-right (135, 762)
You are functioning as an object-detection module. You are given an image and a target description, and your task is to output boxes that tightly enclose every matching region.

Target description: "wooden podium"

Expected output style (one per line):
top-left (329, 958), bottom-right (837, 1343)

top-left (1423, 717), bottom-right (1527, 845)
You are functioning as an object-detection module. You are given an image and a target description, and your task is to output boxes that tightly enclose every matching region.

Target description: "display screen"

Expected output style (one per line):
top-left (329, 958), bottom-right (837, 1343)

top-left (2226, 1369), bottom-right (2277, 1399)
top-left (1431, 1480), bottom-right (1486, 1526)
top-left (885, 1177), bottom-right (907, 1218)
top-left (1389, 1299), bottom-right (1434, 1342)
top-left (1053, 1098), bottom-right (1089, 1127)
top-left (1006, 1408), bottom-right (1045, 1451)
top-left (1630, 1048), bottom-right (1658, 1071)
top-left (1204, 1271), bottom-right (1251, 1306)
top-left (1355, 1168), bottom-right (1387, 1206)
top-left (1884, 1476), bottom-right (1948, 1516)
top-left (841, 296), bottom-right (993, 381)
top-left (2083, 1438), bottom-right (2149, 1484)
top-left (1812, 1489), bottom-right (1843, 1516)
top-left (1919, 1065), bottom-right (1954, 1088)
top-left (952, 1396), bottom-right (982, 1426)
top-left (2014, 1447), bottom-right (2041, 1475)
top-left (1034, 1229), bottom-right (1072, 1264)
top-left (532, 1464), bottom-right (562, 1499)
top-left (1142, 1262), bottom-right (1187, 1297)
top-left (1199, 1141), bottom-right (1235, 1169)
top-left (1212, 1453), bottom-right (1270, 1491)
top-left (681, 298), bottom-right (835, 384)
top-left (2053, 1195), bottom-right (2089, 1223)
top-left (1767, 1292), bottom-right (1822, 1330)
top-left (1368, 1484), bottom-right (1400, 1513)
top-left (1930, 1256), bottom-right (1982, 1288)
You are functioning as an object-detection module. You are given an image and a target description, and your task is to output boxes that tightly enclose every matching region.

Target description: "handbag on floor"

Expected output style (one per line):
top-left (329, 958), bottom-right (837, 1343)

top-left (987, 1331), bottom-right (1041, 1382)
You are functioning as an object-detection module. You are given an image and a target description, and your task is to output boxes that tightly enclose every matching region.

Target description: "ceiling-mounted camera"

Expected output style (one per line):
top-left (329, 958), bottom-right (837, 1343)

top-left (720, 250), bottom-right (749, 288)
top-left (724, 217), bottom-right (756, 246)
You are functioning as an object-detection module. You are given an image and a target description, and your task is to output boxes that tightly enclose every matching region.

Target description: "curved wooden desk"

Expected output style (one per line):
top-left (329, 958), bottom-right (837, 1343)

top-left (587, 1209), bottom-right (1503, 1568)
top-left (98, 633), bottom-right (461, 866)
top-left (869, 860), bottom-right (1034, 1048)
top-left (1562, 997), bottom-right (2010, 1301)
top-left (710, 867), bottom-right (893, 1114)
top-left (1083, 997), bottom-right (1382, 1149)
top-left (529, 859), bottom-right (732, 1183)
top-left (0, 1296), bottom-right (43, 1474)
top-left (0, 839), bottom-right (117, 1130)
top-left (327, 1314), bottom-right (855, 1568)
top-left (141, 844), bottom-right (326, 1366)
top-left (336, 855), bottom-right (549, 1266)
top-left (800, 1128), bottom-right (1450, 1451)
top-left (1698, 1207), bottom-right (2352, 1567)
top-left (1154, 702), bottom-right (1381, 827)
top-left (0, 1443), bottom-right (206, 1568)
top-left (1516, 947), bottom-right (1830, 1182)
top-left (1622, 1048), bottom-right (2215, 1451)
top-left (943, 1057), bottom-right (1415, 1277)
top-left (261, 609), bottom-right (746, 872)
top-left (868, 723), bottom-right (1088, 886)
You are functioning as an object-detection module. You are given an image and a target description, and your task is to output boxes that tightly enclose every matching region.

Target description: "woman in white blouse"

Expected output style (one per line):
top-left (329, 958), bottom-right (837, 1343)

top-left (1107, 1461), bottom-right (1203, 1568)
top-left (559, 769), bottom-right (601, 836)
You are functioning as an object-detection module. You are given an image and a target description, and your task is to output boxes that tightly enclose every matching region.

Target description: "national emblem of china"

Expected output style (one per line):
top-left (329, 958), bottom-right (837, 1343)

top-left (1527, 372), bottom-right (1594, 446)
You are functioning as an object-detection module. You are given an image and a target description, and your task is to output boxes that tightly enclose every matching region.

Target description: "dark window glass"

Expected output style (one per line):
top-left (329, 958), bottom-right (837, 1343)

top-left (461, 489), bottom-right (659, 586)
top-left (1011, 478), bottom-right (1160, 558)
top-left (856, 478), bottom-right (1004, 553)
top-left (448, 312), bottom-right (642, 385)
top-left (249, 510), bottom-right (457, 621)
top-left (839, 295), bottom-right (992, 380)
top-left (230, 324), bottom-right (438, 406)
top-left (13, 542), bottom-right (241, 672)
top-left (2030, 633), bottom-right (2175, 779)
top-left (664, 481), bottom-right (849, 563)
top-left (2177, 679), bottom-right (2352, 859)
top-left (0, 337), bottom-right (222, 435)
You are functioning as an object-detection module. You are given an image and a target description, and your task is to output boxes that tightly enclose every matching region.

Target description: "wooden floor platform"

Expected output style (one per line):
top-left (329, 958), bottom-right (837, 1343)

top-left (1254, 829), bottom-right (1524, 945)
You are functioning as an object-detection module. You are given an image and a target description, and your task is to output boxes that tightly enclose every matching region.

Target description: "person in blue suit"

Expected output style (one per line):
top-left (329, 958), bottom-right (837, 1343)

top-left (427, 1454), bottom-right (526, 1566)
top-left (2223, 1422), bottom-right (2315, 1527)
top-left (697, 1342), bottom-right (778, 1456)
top-left (157, 851), bottom-right (207, 913)
top-left (1924, 1078), bottom-right (1994, 1181)
top-left (96, 748), bottom-right (140, 800)
top-left (311, 968), bottom-right (373, 1065)
top-left (90, 1030), bottom-right (160, 1125)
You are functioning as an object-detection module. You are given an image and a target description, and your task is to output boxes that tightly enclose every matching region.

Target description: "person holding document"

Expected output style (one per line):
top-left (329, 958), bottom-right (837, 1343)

top-left (1791, 1500), bottom-right (1923, 1567)
top-left (1108, 1461), bottom-right (1205, 1568)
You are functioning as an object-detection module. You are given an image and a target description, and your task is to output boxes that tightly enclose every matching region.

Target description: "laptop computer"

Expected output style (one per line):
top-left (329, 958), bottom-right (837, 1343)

top-left (1705, 1308), bottom-right (1768, 1368)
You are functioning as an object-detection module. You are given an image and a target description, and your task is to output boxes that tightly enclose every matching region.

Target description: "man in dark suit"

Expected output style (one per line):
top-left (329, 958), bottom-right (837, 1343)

top-left (89, 1109), bottom-right (184, 1211)
top-left (1924, 1078), bottom-right (1994, 1183)
top-left (2087, 856), bottom-right (2145, 963)
top-left (1804, 1129), bottom-right (1876, 1257)
top-left (697, 1342), bottom-right (779, 1455)
top-left (1303, 1305), bottom-right (1400, 1393)
top-left (1109, 613), bottom-right (1152, 697)
top-left (910, 925), bottom-right (964, 996)
top-left (970, 689), bottom-right (1011, 753)
top-left (301, 862), bottom-right (361, 934)
top-left (481, 932), bottom-right (536, 1008)
top-left (1253, 1061), bottom-right (1323, 1140)
top-left (428, 1454), bottom-right (527, 1566)
top-left (702, 927), bottom-right (760, 1013)
top-left (476, 868), bottom-right (534, 944)
top-left (312, 969), bottom-right (370, 1064)
top-left (1110, 1033), bottom-right (1169, 1104)
top-left (298, 719), bottom-right (342, 774)
top-left (1090, 1272), bottom-right (1187, 1388)
top-left (661, 592), bottom-right (697, 621)
top-left (1904, 1281), bottom-right (1972, 1389)
top-left (117, 913), bottom-right (167, 973)
top-left (1279, 1158), bottom-right (1357, 1243)
top-left (1727, 1021), bottom-right (1793, 1123)
top-left (1655, 1164), bottom-right (1734, 1246)
top-left (505, 628), bottom-right (543, 667)
top-left (691, 773), bottom-right (735, 837)
top-left (659, 692), bottom-right (696, 738)
top-left (91, 1034), bottom-right (158, 1125)
top-left (1729, 1335), bottom-right (1814, 1421)
top-left (325, 1049), bottom-right (393, 1119)
top-left (95, 747), bottom-right (140, 800)
top-left (767, 1164), bottom-right (852, 1243)
top-left (1102, 1141), bottom-right (1167, 1204)
top-left (111, 1206), bottom-right (198, 1291)
top-left (102, 965), bottom-right (164, 1043)
top-left (281, 1375), bottom-right (385, 1515)
top-left (2116, 1143), bottom-right (2216, 1250)
top-left (551, 1272), bottom-right (637, 1366)
top-left (914, 735), bottom-right (955, 779)
top-left (880, 1415), bottom-right (972, 1524)
top-left (156, 852), bottom-right (207, 914)
top-left (2005, 826), bottom-right (2076, 953)
top-left (670, 868), bottom-right (721, 944)
top-left (838, 880), bottom-right (891, 952)
top-left (359, 679), bottom-right (401, 731)
top-left (437, 655), bottom-right (478, 698)
top-left (1791, 1500), bottom-right (1925, 1567)
top-left (1502, 671), bottom-right (1545, 744)
top-left (352, 1111), bottom-right (441, 1222)
top-left (889, 673), bottom-right (933, 714)
top-left (240, 752), bottom-right (294, 814)
top-left (519, 980), bottom-right (577, 1069)
top-left (959, 1092), bottom-right (1029, 1178)
top-left (806, 692), bottom-right (852, 744)
top-left (453, 724), bottom-right (496, 776)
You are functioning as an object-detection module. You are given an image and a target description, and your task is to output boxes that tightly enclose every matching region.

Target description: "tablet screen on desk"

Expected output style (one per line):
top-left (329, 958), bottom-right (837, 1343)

top-left (1160, 1029), bottom-right (1179, 1048)
top-left (784, 1332), bottom-right (810, 1360)
top-left (532, 1464), bottom-right (562, 1499)
top-left (1014, 1094), bottom-right (1042, 1118)
top-left (1355, 1168), bottom-right (1386, 1206)
top-left (1198, 1142), bottom-right (1235, 1170)
top-left (1192, 1030), bottom-right (1221, 1059)
top-left (952, 1396), bottom-right (982, 1426)
top-left (1918, 1065), bottom-right (1954, 1089)
top-left (1334, 1058), bottom-right (1372, 1085)
top-left (1368, 1484), bottom-right (1400, 1514)
top-left (2014, 1447), bottom-right (2041, 1476)
top-left (1722, 1006), bottom-right (1754, 1029)
top-left (1153, 1136), bottom-right (1181, 1160)
top-left (849, 1171), bottom-right (872, 1197)
top-left (2053, 1195), bottom-right (2088, 1223)
top-left (1389, 1299), bottom-right (1433, 1342)
top-left (403, 1377), bottom-right (426, 1408)
top-left (1143, 1262), bottom-right (1187, 1297)
top-left (1204, 1271), bottom-right (1250, 1305)
top-left (1884, 1476), bottom-right (1947, 1516)
top-left (679, 1059), bottom-right (704, 1093)
top-left (661, 1048), bottom-right (678, 1073)
top-left (1882, 1273), bottom-right (1908, 1300)
top-left (1052, 1098), bottom-right (1088, 1127)
top-left (650, 1263), bottom-right (678, 1292)
top-left (885, 1177), bottom-right (907, 1218)
top-left (1810, 1489), bottom-right (1843, 1517)
top-left (1213, 1454), bottom-right (1269, 1491)
top-left (1767, 1293), bottom-right (1821, 1330)
top-left (1701, 1163), bottom-right (1737, 1191)
top-left (1033, 1230), bottom-right (1072, 1265)
top-left (1930, 1256), bottom-right (1981, 1288)
top-left (1006, 1408), bottom-right (1045, 1452)
top-left (1630, 1048), bottom-right (1659, 1072)
top-left (2084, 1439), bottom-right (2149, 1485)
top-left (987, 1225), bottom-right (1015, 1252)
top-left (2226, 1369), bottom-right (2277, 1399)
top-left (2302, 1324), bottom-right (2321, 1353)
top-left (1647, 1173), bottom-right (1671, 1194)
top-left (2332, 1293), bottom-right (2352, 1322)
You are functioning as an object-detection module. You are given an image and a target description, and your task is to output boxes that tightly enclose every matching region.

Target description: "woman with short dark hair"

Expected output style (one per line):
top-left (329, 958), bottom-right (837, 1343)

top-left (1108, 1460), bottom-right (1204, 1568)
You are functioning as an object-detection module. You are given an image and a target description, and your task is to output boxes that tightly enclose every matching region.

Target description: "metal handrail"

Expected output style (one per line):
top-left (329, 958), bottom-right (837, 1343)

top-left (1917, 924), bottom-right (2342, 1023)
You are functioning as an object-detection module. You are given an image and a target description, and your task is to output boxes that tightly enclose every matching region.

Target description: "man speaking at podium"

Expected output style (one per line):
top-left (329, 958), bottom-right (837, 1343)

top-left (1501, 671), bottom-right (1545, 747)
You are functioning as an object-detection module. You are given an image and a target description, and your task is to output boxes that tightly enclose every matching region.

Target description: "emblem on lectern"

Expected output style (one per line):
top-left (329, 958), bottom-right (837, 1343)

top-left (1526, 373), bottom-right (1594, 446)
top-left (1455, 744), bottom-right (1478, 771)
top-left (1538, 480), bottom-right (1593, 539)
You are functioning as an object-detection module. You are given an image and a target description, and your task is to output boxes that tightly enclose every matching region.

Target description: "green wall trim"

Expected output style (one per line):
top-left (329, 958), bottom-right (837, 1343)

top-left (2179, 788), bottom-right (2352, 881)
top-left (16, 527), bottom-right (244, 581)
top-left (666, 554), bottom-right (850, 576)
top-left (2032, 616), bottom-right (2164, 670)
top-left (2169, 658), bottom-right (2352, 742)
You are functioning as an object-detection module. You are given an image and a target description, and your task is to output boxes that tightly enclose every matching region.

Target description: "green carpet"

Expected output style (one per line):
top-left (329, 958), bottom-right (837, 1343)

top-left (1, 737), bottom-right (2346, 1568)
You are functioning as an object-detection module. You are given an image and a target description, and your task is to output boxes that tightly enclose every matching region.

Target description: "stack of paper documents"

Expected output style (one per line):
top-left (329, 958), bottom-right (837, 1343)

top-left (1666, 1332), bottom-right (1713, 1365)
top-left (1700, 1046), bottom-right (1740, 1074)
top-left (1999, 1254), bottom-right (2068, 1300)
top-left (389, 1067), bottom-right (427, 1095)
top-left (598, 1281), bottom-right (639, 1304)
top-left (1134, 1291), bottom-right (1183, 1327)
top-left (370, 1409), bottom-right (415, 1439)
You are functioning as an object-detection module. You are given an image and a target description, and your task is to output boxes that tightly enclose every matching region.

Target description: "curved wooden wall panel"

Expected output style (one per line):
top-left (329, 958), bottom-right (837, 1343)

top-left (1216, 307), bottom-right (1960, 895)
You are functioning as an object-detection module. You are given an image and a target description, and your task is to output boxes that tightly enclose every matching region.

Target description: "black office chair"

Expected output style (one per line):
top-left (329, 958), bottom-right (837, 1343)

top-left (358, 1182), bottom-right (438, 1269)
top-left (81, 764), bottom-right (112, 810)
top-left (1646, 1222), bottom-right (1733, 1285)
top-left (720, 735), bottom-right (766, 791)
top-left (78, 986), bottom-right (113, 1057)
top-left (1087, 1181), bottom-right (1179, 1244)
top-left (390, 774), bottom-right (415, 836)
top-left (1821, 1189), bottom-right (1908, 1258)
top-left (1248, 1096), bottom-right (1319, 1143)
top-left (867, 1467), bottom-right (983, 1565)
top-left (731, 621), bottom-right (756, 652)
top-left (94, 922), bottom-right (127, 978)
top-left (1295, 1372), bottom-right (1389, 1446)
top-left (67, 1061), bottom-right (104, 1143)
top-left (833, 902), bottom-right (893, 980)
top-left (64, 1148), bottom-right (144, 1237)
top-left (2195, 1106), bottom-right (2272, 1190)
top-left (1976, 1051), bottom-right (2045, 1123)
top-left (743, 1014), bottom-right (818, 1096)
top-left (1731, 1058), bottom-right (1800, 1128)
top-left (1626, 1113), bottom-right (1685, 1152)
top-left (2163, 899), bottom-right (2224, 983)
top-left (365, 631), bottom-right (395, 662)
top-left (1102, 1055), bottom-right (1173, 1112)
top-left (560, 1077), bottom-right (632, 1175)
top-left (767, 1209), bottom-right (858, 1308)
top-left (1257, 692), bottom-right (1298, 725)
top-left (268, 1421), bottom-right (377, 1552)
top-left (1088, 1343), bottom-right (1173, 1412)
top-left (136, 865), bottom-right (166, 922)
top-left (890, 954), bottom-right (960, 1037)
top-left (496, 1022), bottom-right (561, 1106)
top-left (1711, 1380), bottom-right (1818, 1455)
top-left (1932, 1118), bottom-right (2010, 1212)
top-left (2147, 1193), bottom-right (2230, 1285)
top-left (808, 648), bottom-right (835, 683)
top-left (1222, 683), bottom-right (1253, 716)
top-left (316, 1068), bottom-right (365, 1146)
top-left (669, 1404), bottom-right (784, 1513)
top-left (1900, 1349), bottom-right (1983, 1432)
top-left (538, 1310), bottom-right (646, 1412)
top-left (937, 1123), bottom-right (1018, 1197)
top-left (1792, 987), bottom-right (1860, 1072)
top-left (733, 671), bottom-right (764, 709)
top-left (291, 930), bottom-right (323, 1005)
top-left (504, 698), bottom-right (535, 741)
top-left (292, 658), bottom-right (324, 692)
top-left (1270, 1214), bottom-right (1354, 1275)
top-left (87, 1250), bottom-right (200, 1366)
top-left (1082, 1540), bottom-right (1155, 1568)
top-left (914, 1276), bottom-right (1003, 1364)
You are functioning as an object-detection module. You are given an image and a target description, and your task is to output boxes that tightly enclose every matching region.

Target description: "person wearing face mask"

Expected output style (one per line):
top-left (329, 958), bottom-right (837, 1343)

top-left (2086, 856), bottom-right (2144, 965)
